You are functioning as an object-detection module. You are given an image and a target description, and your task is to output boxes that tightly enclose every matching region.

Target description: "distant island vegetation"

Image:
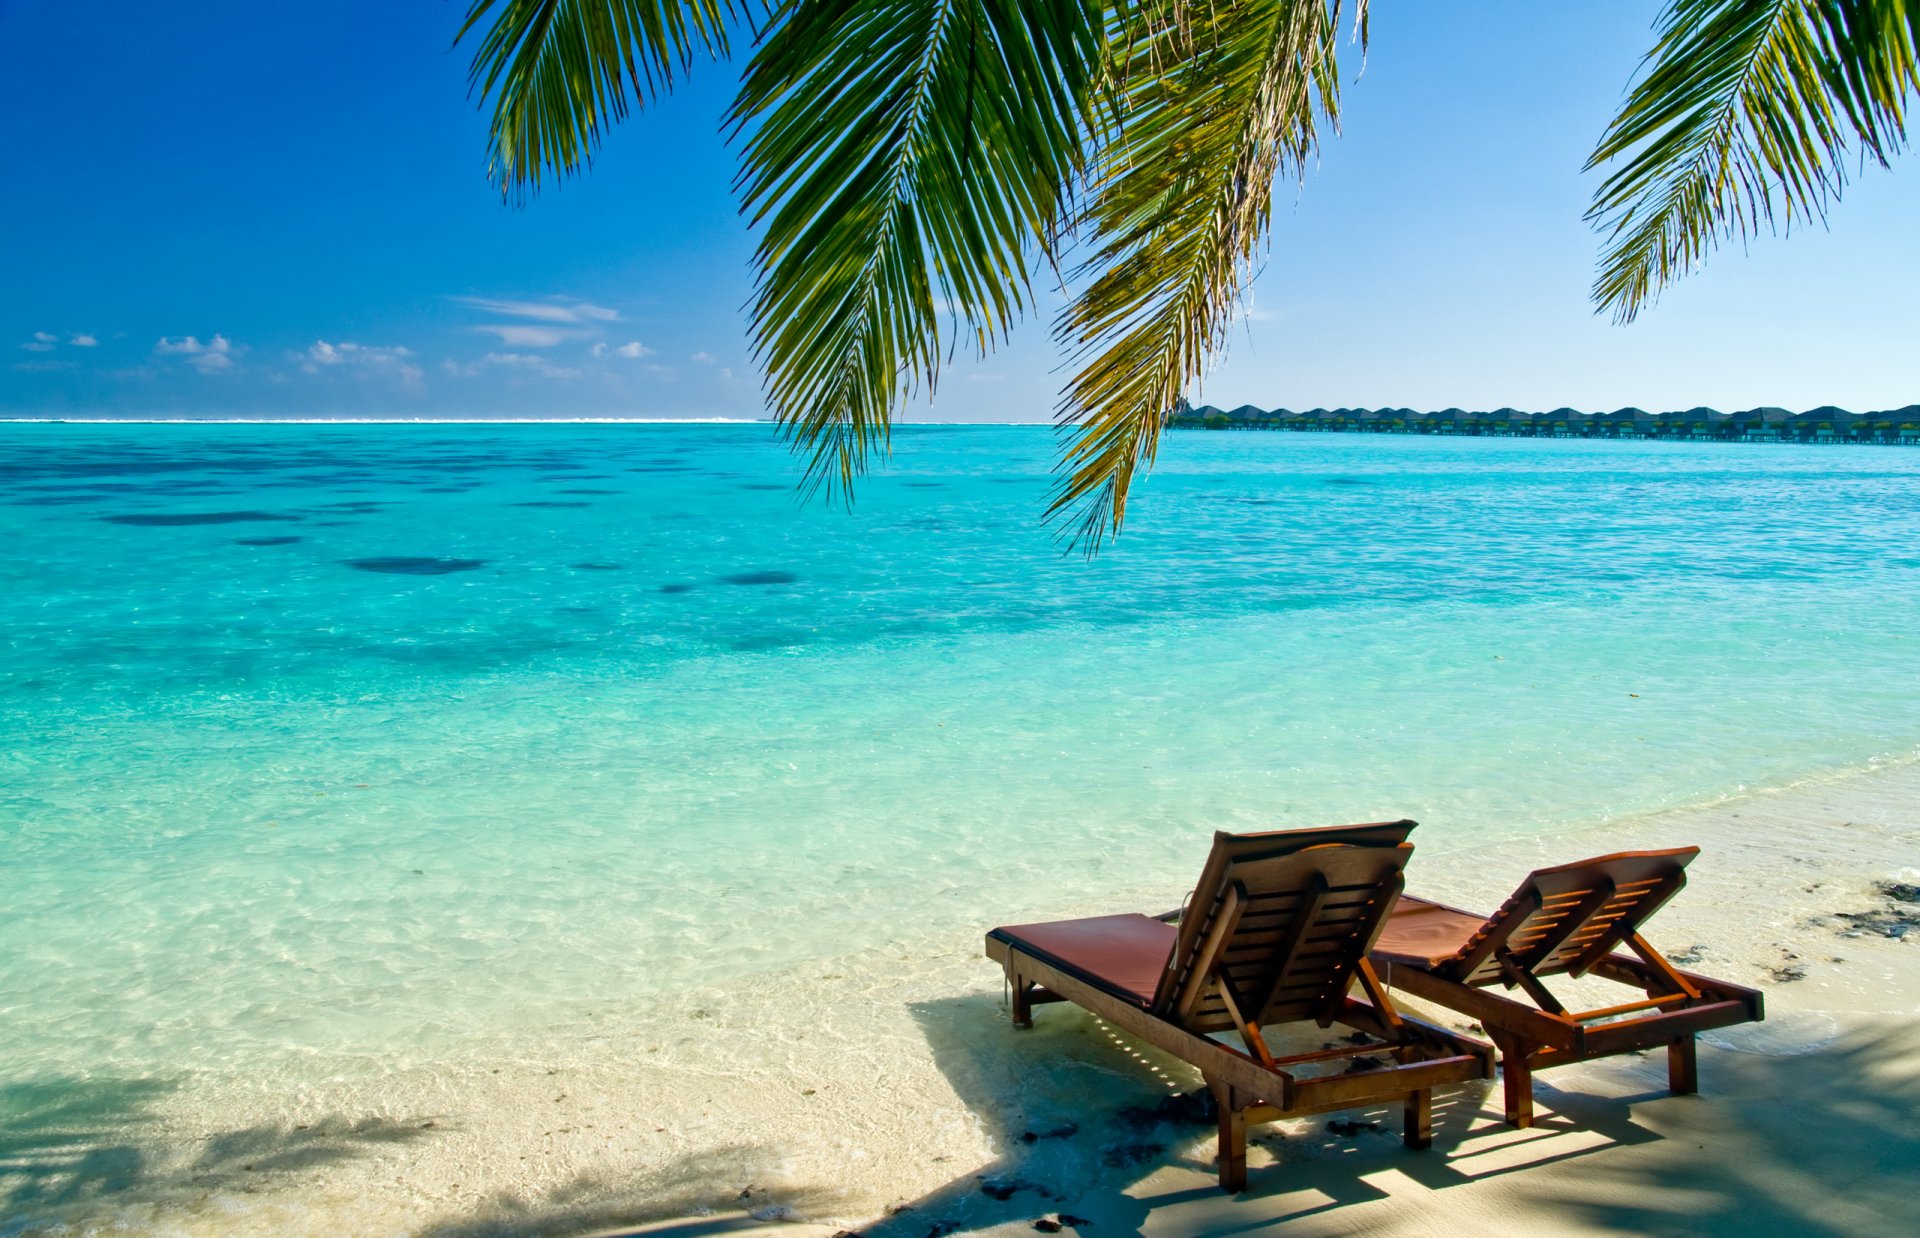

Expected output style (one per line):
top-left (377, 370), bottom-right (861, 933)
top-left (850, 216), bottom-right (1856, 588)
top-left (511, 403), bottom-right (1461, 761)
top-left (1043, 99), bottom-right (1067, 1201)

top-left (1169, 403), bottom-right (1920, 444)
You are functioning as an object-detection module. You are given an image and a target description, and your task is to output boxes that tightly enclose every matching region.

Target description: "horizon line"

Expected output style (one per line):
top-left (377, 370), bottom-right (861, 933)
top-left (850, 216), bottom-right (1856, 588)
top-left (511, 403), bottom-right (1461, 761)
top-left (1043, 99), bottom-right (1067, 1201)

top-left (0, 416), bottom-right (1063, 426)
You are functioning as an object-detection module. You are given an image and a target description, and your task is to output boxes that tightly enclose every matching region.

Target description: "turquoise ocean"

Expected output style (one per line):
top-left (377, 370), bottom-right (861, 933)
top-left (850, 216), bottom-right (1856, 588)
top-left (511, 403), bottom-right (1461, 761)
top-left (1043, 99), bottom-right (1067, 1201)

top-left (3, 422), bottom-right (1918, 1192)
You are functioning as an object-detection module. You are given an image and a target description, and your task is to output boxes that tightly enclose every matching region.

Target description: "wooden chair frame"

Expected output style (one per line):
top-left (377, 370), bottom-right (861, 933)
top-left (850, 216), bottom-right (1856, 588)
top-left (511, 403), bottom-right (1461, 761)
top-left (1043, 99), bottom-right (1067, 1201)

top-left (1372, 848), bottom-right (1764, 1128)
top-left (985, 826), bottom-right (1493, 1192)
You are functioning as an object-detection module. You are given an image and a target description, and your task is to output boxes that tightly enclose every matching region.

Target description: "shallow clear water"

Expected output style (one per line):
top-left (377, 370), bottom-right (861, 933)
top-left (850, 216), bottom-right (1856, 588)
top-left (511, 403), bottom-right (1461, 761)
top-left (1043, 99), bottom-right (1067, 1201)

top-left (3, 423), bottom-right (1918, 1086)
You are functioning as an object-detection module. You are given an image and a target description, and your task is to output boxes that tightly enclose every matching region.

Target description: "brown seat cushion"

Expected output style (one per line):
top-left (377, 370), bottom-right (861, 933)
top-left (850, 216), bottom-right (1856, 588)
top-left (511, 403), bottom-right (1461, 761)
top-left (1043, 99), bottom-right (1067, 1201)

top-left (1370, 895), bottom-right (1491, 969)
top-left (989, 913), bottom-right (1176, 1007)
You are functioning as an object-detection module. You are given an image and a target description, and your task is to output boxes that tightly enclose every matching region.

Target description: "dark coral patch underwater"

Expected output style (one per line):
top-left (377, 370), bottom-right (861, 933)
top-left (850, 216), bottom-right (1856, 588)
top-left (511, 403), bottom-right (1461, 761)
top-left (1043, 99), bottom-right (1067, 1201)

top-left (720, 570), bottom-right (801, 586)
top-left (103, 511), bottom-right (302, 526)
top-left (345, 557), bottom-right (486, 575)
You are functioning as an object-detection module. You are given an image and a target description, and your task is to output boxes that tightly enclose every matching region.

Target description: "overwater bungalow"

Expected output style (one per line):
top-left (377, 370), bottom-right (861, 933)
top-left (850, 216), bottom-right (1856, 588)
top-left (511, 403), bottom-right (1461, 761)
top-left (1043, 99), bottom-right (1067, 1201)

top-left (1164, 402), bottom-right (1911, 445)
top-left (1542, 407), bottom-right (1590, 436)
top-left (1600, 407), bottom-right (1654, 437)
top-left (1670, 407), bottom-right (1730, 438)
top-left (1792, 406), bottom-right (1857, 441)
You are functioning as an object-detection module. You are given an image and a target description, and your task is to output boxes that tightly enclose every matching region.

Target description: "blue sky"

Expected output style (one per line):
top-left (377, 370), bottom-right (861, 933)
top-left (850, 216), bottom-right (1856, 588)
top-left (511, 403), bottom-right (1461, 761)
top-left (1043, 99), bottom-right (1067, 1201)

top-left (3, 0), bottom-right (1915, 420)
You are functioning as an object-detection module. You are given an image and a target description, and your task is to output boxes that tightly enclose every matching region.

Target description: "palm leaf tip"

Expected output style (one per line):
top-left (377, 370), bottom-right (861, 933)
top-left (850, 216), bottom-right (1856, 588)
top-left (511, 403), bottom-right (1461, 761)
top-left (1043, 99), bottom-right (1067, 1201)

top-left (1585, 0), bottom-right (1919, 324)
top-left (730, 0), bottom-right (1103, 500)
top-left (459, 0), bottom-right (744, 197)
top-left (1050, 0), bottom-right (1352, 552)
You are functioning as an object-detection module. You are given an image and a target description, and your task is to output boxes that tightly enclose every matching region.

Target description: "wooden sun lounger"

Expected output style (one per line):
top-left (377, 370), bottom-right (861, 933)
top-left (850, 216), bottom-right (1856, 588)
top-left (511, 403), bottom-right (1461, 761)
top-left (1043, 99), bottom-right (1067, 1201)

top-left (1369, 846), bottom-right (1764, 1128)
top-left (984, 821), bottom-right (1494, 1191)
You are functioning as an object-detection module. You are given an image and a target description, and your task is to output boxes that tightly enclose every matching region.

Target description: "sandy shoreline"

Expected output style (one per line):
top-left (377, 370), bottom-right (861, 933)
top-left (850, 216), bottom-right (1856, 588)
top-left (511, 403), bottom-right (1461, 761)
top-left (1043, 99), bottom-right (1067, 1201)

top-left (6, 756), bottom-right (1915, 1236)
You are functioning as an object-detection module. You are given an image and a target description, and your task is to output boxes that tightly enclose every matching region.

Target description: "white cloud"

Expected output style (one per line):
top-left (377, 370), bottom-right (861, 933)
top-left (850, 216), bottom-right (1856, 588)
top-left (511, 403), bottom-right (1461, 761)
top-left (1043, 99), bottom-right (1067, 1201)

top-left (445, 351), bottom-right (584, 381)
top-left (70, 333), bottom-right (98, 347)
top-left (156, 334), bottom-right (237, 373)
top-left (452, 295), bottom-right (624, 348)
top-left (476, 324), bottom-right (570, 348)
top-left (450, 296), bottom-right (619, 324)
top-left (591, 340), bottom-right (652, 359)
top-left (691, 351), bottom-right (716, 364)
top-left (297, 340), bottom-right (424, 391)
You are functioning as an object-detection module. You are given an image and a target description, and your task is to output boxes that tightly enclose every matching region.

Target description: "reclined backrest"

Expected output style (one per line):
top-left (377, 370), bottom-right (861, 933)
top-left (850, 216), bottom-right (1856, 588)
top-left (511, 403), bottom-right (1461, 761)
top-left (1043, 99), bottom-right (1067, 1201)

top-left (1153, 827), bottom-right (1415, 1033)
top-left (1447, 847), bottom-right (1699, 985)
top-left (1156, 819), bottom-right (1416, 1010)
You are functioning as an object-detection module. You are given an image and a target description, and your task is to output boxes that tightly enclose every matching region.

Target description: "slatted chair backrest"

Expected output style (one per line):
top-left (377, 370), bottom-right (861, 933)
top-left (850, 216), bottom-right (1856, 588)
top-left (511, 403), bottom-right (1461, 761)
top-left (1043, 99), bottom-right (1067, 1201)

top-left (1445, 847), bottom-right (1699, 986)
top-left (1153, 837), bottom-right (1413, 1035)
top-left (1153, 820), bottom-right (1416, 1014)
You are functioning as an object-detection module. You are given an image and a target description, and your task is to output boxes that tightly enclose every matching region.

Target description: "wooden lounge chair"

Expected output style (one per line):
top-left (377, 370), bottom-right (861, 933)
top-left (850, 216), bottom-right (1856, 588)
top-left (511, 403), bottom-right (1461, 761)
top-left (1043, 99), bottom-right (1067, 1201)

top-left (984, 822), bottom-right (1494, 1191)
top-left (1370, 846), bottom-right (1764, 1128)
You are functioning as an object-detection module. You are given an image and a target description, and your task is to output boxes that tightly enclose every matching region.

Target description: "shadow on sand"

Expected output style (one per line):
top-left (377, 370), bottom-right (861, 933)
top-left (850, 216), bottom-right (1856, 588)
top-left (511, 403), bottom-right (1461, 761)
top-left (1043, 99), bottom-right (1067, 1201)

top-left (11, 1001), bottom-right (1911, 1236)
top-left (422, 993), bottom-right (1915, 1238)
top-left (1, 1075), bottom-right (438, 1226)
top-left (843, 995), bottom-right (1916, 1238)
top-left (844, 992), bottom-right (1649, 1237)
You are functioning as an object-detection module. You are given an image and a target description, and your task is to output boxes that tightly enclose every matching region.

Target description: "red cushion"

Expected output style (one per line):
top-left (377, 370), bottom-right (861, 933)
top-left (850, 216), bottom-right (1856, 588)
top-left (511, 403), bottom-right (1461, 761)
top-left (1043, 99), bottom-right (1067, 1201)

top-left (1371, 895), bottom-right (1490, 969)
top-left (989, 913), bottom-right (1177, 1007)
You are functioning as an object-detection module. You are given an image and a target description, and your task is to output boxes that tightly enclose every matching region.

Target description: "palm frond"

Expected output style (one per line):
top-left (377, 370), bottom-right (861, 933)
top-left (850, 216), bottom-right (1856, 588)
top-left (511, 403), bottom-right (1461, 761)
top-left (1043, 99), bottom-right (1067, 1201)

top-left (460, 0), bottom-right (747, 197)
top-left (730, 0), bottom-right (1103, 496)
top-left (1587, 0), bottom-right (1919, 323)
top-left (1049, 0), bottom-right (1355, 550)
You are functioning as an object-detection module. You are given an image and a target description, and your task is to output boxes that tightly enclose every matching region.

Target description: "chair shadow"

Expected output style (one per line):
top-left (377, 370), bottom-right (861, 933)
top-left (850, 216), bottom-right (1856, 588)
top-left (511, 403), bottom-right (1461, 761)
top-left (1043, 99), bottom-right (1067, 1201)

top-left (859, 994), bottom-right (1918, 1237)
top-left (1496, 1021), bottom-right (1920, 1237)
top-left (848, 991), bottom-right (1822, 1237)
top-left (1, 1074), bottom-right (439, 1225)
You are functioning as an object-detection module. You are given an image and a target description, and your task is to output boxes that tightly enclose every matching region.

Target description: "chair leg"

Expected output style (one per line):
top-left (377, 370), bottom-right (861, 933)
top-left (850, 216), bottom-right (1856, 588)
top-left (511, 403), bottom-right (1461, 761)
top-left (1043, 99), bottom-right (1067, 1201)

top-left (1492, 1034), bottom-right (1535, 1128)
top-left (1403, 1088), bottom-right (1432, 1149)
top-left (1009, 972), bottom-right (1032, 1029)
top-left (1668, 1033), bottom-right (1698, 1095)
top-left (1209, 1078), bottom-right (1247, 1193)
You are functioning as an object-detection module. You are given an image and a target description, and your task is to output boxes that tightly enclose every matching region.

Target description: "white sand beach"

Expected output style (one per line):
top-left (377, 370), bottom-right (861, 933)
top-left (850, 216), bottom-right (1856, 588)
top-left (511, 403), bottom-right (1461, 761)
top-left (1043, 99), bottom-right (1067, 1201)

top-left (12, 756), bottom-right (1915, 1237)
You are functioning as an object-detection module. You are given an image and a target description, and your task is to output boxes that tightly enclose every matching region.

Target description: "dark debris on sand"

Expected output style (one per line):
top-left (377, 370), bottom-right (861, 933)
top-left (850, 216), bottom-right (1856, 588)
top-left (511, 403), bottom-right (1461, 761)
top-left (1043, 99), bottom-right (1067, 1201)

top-left (1815, 880), bottom-right (1920, 942)
top-left (1118, 1088), bottom-right (1215, 1128)
top-left (1327, 1118), bottom-right (1382, 1137)
top-left (1099, 1142), bottom-right (1164, 1169)
top-left (978, 1176), bottom-right (1046, 1202)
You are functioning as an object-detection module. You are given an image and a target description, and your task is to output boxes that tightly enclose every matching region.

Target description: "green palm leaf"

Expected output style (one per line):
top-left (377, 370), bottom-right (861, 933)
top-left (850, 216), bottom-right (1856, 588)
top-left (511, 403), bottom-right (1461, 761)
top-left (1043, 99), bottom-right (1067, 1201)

top-left (1587, 0), bottom-right (1919, 323)
top-left (460, 0), bottom-right (747, 197)
top-left (1049, 0), bottom-right (1352, 549)
top-left (730, 0), bottom-right (1102, 496)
